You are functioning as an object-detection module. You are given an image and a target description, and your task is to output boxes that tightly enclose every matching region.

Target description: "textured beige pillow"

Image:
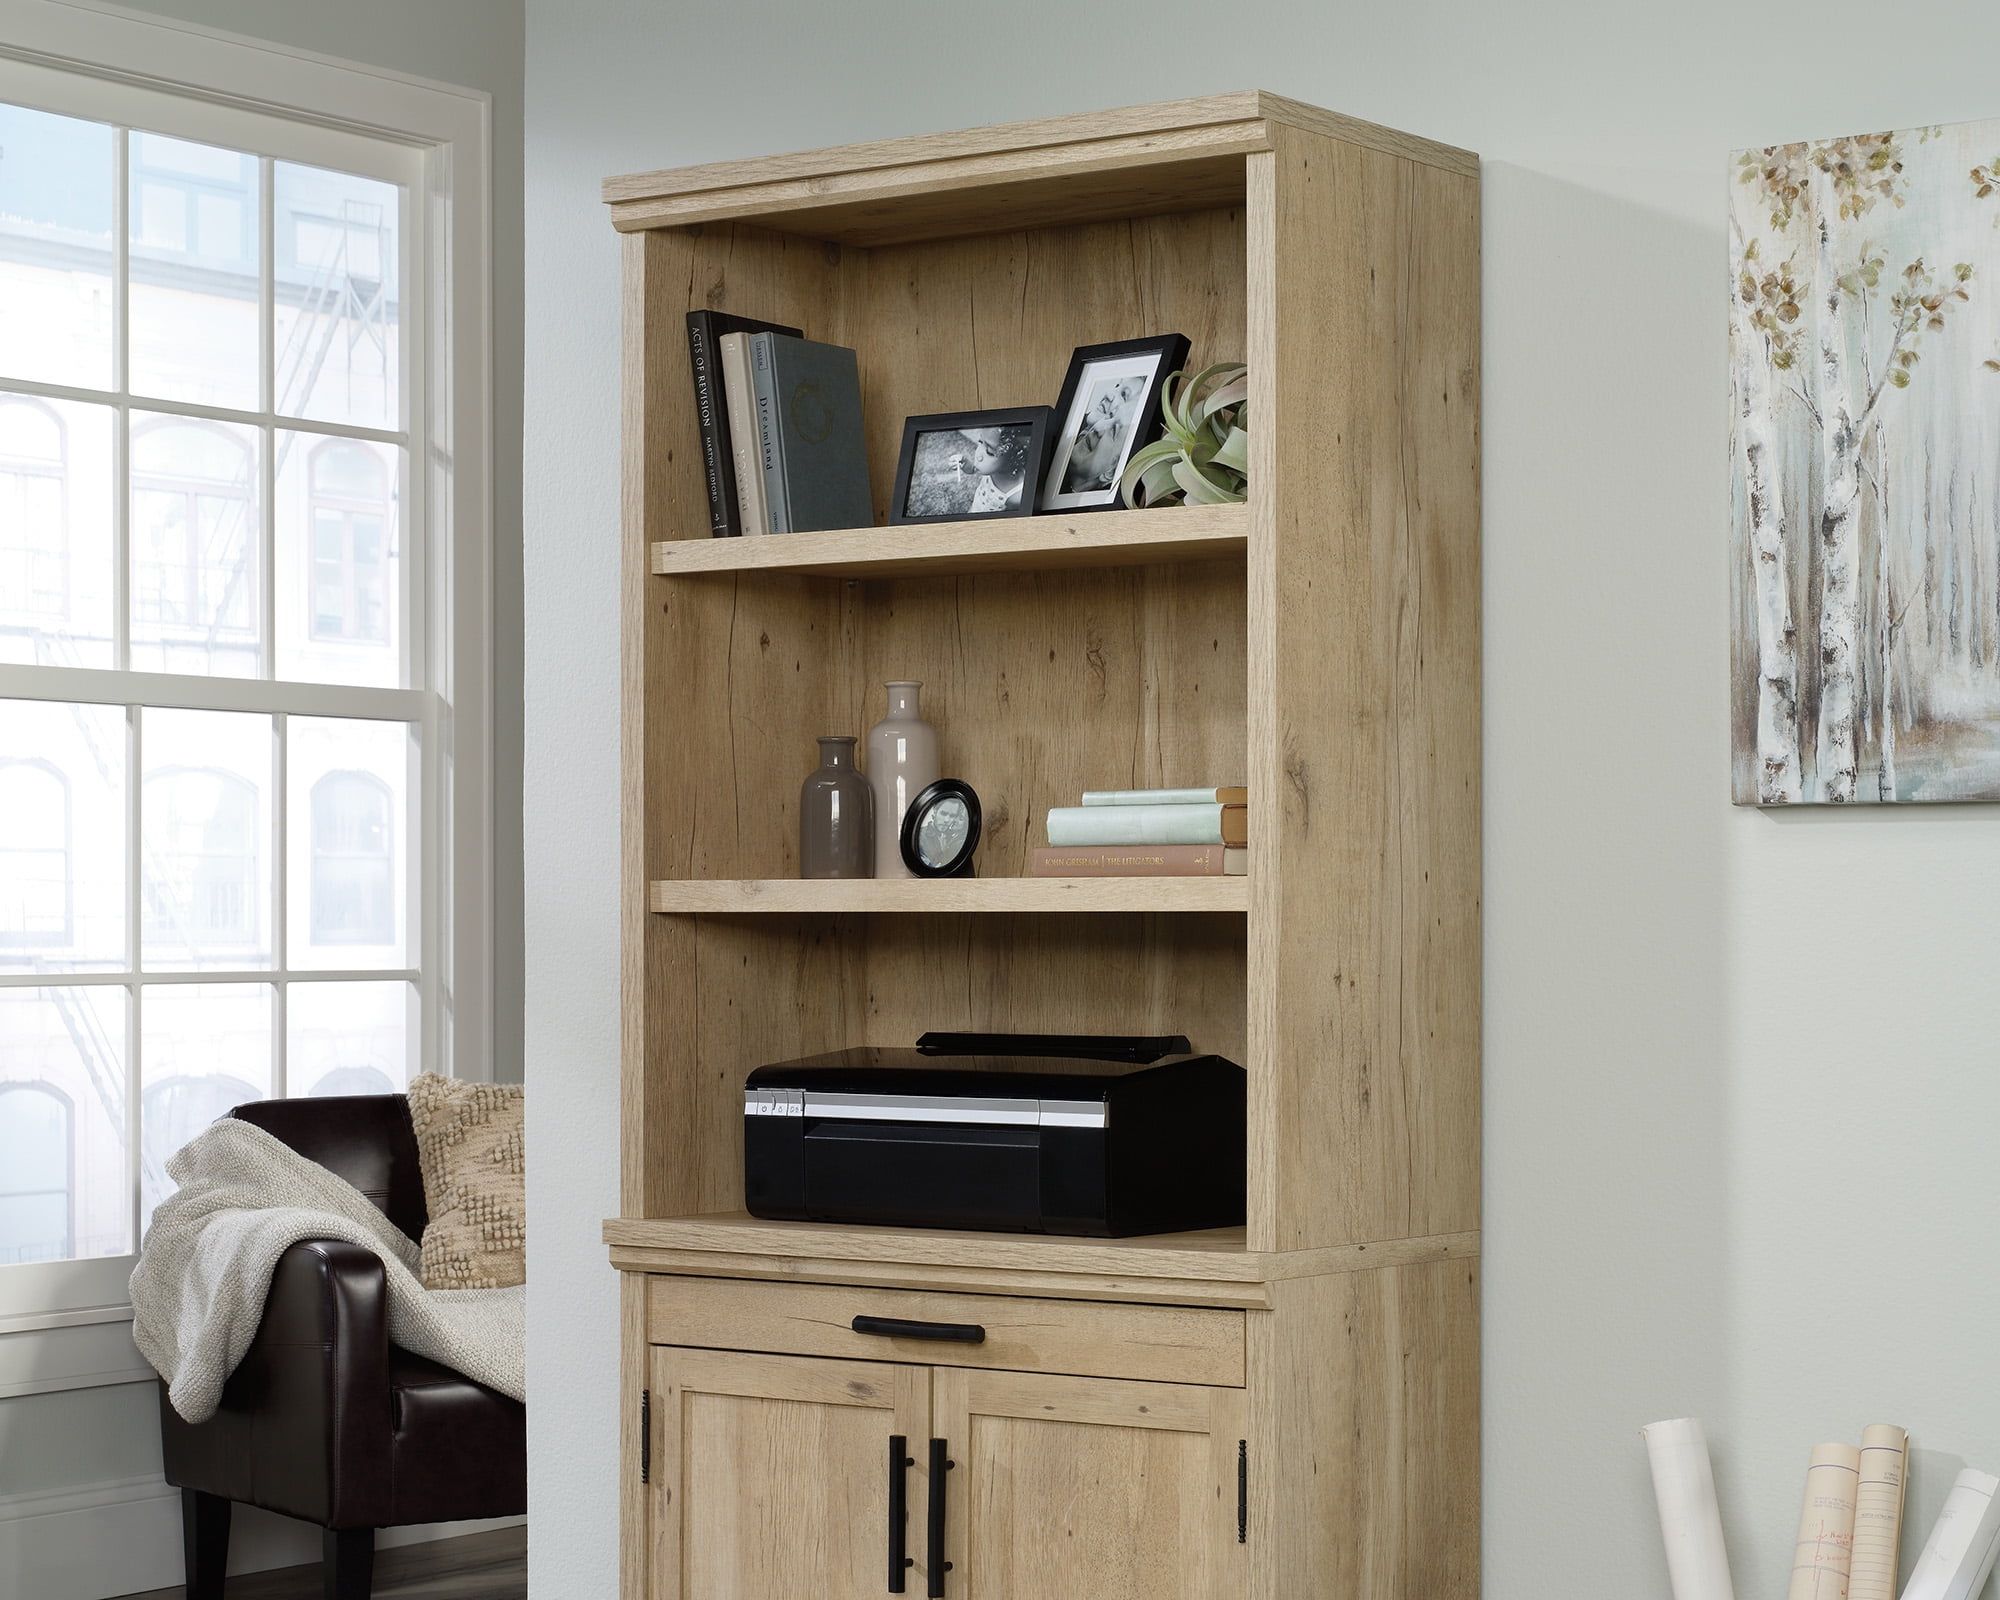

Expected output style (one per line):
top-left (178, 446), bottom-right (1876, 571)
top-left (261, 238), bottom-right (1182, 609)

top-left (407, 1073), bottom-right (526, 1290)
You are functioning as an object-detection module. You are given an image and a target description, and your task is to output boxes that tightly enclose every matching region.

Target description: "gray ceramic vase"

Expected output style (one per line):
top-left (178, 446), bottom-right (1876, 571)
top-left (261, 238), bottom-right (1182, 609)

top-left (866, 681), bottom-right (939, 878)
top-left (798, 736), bottom-right (873, 878)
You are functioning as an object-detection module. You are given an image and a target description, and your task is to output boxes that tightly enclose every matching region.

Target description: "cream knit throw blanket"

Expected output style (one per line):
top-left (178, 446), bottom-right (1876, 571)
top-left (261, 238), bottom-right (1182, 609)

top-left (132, 1117), bottom-right (526, 1423)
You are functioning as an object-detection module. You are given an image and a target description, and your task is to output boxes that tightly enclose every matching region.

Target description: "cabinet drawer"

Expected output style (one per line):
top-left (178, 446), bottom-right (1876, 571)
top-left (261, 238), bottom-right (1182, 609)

top-left (646, 1274), bottom-right (1244, 1386)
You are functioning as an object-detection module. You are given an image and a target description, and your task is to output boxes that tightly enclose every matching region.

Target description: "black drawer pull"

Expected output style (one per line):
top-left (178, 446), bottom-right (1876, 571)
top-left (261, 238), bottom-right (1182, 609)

top-left (852, 1314), bottom-right (986, 1345)
top-left (888, 1434), bottom-right (913, 1592)
top-left (926, 1437), bottom-right (954, 1598)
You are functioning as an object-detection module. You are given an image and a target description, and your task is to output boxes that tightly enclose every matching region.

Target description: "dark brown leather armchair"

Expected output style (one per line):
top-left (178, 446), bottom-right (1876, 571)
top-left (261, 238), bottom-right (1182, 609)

top-left (158, 1096), bottom-right (525, 1600)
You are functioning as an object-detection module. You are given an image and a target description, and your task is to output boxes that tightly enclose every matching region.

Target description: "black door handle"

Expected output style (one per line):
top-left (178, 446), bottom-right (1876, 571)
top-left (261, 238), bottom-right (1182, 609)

top-left (888, 1434), bottom-right (913, 1592)
top-left (925, 1438), bottom-right (954, 1598)
top-left (852, 1315), bottom-right (986, 1345)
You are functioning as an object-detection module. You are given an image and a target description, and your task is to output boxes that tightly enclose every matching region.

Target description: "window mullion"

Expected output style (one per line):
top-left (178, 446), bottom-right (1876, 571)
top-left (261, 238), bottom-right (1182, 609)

top-left (272, 709), bottom-right (287, 1098)
top-left (113, 127), bottom-right (131, 674)
top-left (126, 704), bottom-right (142, 1253)
top-left (259, 156), bottom-right (276, 684)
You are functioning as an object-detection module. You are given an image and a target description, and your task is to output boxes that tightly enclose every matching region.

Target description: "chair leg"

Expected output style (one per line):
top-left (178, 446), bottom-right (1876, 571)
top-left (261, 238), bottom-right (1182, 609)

top-left (323, 1526), bottom-right (375, 1600)
top-left (180, 1489), bottom-right (231, 1600)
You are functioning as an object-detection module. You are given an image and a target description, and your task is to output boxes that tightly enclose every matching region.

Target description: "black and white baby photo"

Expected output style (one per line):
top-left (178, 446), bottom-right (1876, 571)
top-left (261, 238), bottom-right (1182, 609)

top-left (1057, 371), bottom-right (1148, 495)
top-left (901, 424), bottom-right (1036, 518)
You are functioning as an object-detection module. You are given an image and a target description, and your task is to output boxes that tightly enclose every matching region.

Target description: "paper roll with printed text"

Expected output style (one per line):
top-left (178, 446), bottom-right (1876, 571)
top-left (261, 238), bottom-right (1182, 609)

top-left (1786, 1441), bottom-right (1859, 1600)
top-left (1641, 1418), bottom-right (1736, 1600)
top-left (1901, 1468), bottom-right (2000, 1600)
top-left (1846, 1424), bottom-right (1907, 1600)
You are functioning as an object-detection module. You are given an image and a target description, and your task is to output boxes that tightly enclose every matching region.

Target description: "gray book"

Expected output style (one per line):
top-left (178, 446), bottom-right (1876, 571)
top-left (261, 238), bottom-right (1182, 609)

top-left (749, 331), bottom-right (873, 534)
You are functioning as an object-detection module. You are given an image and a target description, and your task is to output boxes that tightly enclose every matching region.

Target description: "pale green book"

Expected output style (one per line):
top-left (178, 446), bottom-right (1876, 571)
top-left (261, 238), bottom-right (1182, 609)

top-left (1046, 802), bottom-right (1247, 847)
top-left (1080, 785), bottom-right (1247, 807)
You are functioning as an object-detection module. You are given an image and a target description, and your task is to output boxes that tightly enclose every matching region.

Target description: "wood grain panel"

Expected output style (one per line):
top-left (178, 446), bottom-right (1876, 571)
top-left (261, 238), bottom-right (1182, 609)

top-left (651, 502), bottom-right (1247, 578)
top-left (1245, 1256), bottom-right (1479, 1600)
top-left (1243, 123), bottom-right (1481, 1252)
top-left (620, 1272), bottom-right (649, 1600)
top-left (858, 911), bottom-right (1246, 1067)
top-left (649, 1349), bottom-right (929, 1600)
top-left (602, 92), bottom-right (1475, 241)
top-left (606, 1214), bottom-right (1481, 1284)
top-left (935, 1368), bottom-right (1246, 1600)
top-left (645, 1276), bottom-right (1244, 1385)
top-left (846, 206), bottom-right (1246, 519)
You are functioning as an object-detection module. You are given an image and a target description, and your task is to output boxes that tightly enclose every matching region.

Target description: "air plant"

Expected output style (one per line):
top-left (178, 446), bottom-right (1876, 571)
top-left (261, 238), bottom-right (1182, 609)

top-left (1118, 362), bottom-right (1248, 508)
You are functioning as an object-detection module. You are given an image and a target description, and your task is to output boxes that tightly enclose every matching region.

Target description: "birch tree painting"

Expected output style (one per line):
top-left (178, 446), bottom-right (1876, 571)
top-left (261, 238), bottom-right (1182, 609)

top-left (1730, 118), bottom-right (2000, 803)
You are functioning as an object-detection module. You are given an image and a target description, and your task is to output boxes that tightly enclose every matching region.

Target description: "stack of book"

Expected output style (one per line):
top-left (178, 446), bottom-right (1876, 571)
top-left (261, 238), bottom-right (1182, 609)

top-left (685, 311), bottom-right (873, 535)
top-left (1027, 786), bottom-right (1248, 877)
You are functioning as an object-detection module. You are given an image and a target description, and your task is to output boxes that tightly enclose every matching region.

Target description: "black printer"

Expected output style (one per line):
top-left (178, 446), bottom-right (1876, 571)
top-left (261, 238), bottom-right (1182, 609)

top-left (743, 1032), bottom-right (1246, 1237)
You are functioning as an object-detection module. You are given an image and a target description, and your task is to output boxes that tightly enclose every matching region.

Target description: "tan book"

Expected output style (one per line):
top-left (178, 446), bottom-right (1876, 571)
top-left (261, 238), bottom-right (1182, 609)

top-left (717, 333), bottom-right (769, 534)
top-left (1028, 844), bottom-right (1246, 877)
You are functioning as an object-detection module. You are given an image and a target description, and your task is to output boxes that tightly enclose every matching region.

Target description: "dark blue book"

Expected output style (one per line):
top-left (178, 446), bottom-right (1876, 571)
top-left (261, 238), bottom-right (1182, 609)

top-left (749, 332), bottom-right (873, 534)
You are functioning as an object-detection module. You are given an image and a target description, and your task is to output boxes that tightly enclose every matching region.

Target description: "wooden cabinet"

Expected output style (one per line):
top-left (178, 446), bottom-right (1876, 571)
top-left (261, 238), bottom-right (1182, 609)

top-left (609, 90), bottom-right (1480, 1600)
top-left (647, 1349), bottom-right (927, 1600)
top-left (934, 1368), bottom-right (1246, 1600)
top-left (647, 1335), bottom-right (1247, 1600)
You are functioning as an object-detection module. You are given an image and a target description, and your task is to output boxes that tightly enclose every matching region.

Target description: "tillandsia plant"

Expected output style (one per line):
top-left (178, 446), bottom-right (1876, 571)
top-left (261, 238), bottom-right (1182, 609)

top-left (1118, 362), bottom-right (1248, 508)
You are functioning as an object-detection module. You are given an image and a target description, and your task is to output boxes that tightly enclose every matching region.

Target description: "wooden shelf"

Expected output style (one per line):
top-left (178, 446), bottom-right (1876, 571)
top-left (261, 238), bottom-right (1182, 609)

top-left (603, 1212), bottom-right (1481, 1308)
top-left (652, 503), bottom-right (1247, 580)
top-left (649, 876), bottom-right (1250, 915)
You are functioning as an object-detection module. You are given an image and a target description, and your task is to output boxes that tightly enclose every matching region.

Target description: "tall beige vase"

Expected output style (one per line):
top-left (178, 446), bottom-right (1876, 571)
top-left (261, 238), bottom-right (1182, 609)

top-left (866, 681), bottom-right (938, 878)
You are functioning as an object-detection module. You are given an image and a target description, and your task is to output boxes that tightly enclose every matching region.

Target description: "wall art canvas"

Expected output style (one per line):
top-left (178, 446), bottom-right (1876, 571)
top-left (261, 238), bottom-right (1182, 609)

top-left (1731, 118), bottom-right (2000, 803)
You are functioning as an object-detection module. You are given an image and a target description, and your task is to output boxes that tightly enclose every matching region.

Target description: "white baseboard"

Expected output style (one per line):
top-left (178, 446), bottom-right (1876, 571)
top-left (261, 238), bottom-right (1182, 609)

top-left (0, 1472), bottom-right (523, 1600)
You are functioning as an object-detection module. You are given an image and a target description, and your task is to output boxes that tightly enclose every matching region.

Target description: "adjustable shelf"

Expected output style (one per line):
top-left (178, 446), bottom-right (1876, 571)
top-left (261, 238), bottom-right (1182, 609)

top-left (650, 503), bottom-right (1248, 579)
top-left (648, 876), bottom-right (1249, 915)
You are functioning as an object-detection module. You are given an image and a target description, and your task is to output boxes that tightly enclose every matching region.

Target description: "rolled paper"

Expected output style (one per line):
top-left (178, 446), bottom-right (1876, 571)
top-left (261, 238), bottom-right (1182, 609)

top-left (1641, 1418), bottom-right (1737, 1600)
top-left (1901, 1468), bottom-right (2000, 1600)
top-left (1847, 1424), bottom-right (1907, 1600)
top-left (1787, 1442), bottom-right (1859, 1600)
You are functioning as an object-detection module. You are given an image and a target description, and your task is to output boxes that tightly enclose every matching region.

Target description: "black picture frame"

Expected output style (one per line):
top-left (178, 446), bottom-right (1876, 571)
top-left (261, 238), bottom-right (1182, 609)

top-left (1038, 333), bottom-right (1191, 514)
top-left (900, 779), bottom-right (982, 878)
top-left (889, 407), bottom-right (1055, 525)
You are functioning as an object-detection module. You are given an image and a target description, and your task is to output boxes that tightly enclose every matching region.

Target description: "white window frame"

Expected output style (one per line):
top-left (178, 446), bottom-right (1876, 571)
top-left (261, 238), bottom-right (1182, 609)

top-left (0, 0), bottom-right (492, 1325)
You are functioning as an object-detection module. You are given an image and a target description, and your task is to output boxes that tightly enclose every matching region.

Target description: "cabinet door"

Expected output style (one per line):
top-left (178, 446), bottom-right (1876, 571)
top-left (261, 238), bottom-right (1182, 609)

top-left (649, 1347), bottom-right (930, 1600)
top-left (933, 1368), bottom-right (1247, 1600)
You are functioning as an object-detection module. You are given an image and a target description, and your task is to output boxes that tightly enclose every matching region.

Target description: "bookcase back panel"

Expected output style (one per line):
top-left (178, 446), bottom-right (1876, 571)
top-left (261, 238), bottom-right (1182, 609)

top-left (652, 912), bottom-right (1246, 1220)
top-left (649, 558), bottom-right (1245, 882)
top-left (846, 206), bottom-right (1247, 526)
top-left (860, 913), bottom-right (1247, 1066)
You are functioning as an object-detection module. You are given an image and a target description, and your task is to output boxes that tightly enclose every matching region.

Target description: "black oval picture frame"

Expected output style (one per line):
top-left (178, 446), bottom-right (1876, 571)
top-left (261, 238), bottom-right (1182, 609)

top-left (899, 779), bottom-right (982, 878)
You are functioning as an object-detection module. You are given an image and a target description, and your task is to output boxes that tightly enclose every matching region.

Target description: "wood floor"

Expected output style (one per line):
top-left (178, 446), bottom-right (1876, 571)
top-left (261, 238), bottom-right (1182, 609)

top-left (122, 1527), bottom-right (525, 1599)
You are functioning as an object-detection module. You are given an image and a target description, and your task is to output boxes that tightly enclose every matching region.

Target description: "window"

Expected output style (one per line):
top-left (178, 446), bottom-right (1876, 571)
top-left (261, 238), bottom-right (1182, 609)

top-left (0, 395), bottom-right (68, 625)
top-left (310, 770), bottom-right (392, 944)
top-left (0, 9), bottom-right (488, 1324)
top-left (0, 1082), bottom-right (74, 1263)
top-left (144, 767), bottom-right (259, 949)
top-left (0, 758), bottom-right (72, 946)
top-left (307, 441), bottom-right (391, 644)
top-left (131, 418), bottom-right (258, 663)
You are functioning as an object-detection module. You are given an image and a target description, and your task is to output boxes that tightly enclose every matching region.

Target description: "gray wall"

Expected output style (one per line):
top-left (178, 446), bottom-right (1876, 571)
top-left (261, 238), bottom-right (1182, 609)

top-left (523, 1), bottom-right (2000, 1596)
top-left (0, 3), bottom-right (522, 1593)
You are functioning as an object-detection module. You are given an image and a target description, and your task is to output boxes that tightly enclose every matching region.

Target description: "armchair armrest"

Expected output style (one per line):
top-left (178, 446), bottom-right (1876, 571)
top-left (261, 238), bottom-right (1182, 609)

top-left (160, 1238), bottom-right (396, 1528)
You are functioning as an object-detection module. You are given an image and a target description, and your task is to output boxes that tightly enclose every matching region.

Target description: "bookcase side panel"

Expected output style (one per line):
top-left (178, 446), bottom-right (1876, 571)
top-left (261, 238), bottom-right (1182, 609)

top-left (1243, 128), bottom-right (1480, 1253)
top-left (1246, 1258), bottom-right (1480, 1600)
top-left (843, 204), bottom-right (1248, 526)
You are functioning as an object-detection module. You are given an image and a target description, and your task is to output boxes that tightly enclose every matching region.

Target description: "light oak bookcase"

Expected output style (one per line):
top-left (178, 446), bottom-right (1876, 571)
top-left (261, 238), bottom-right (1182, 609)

top-left (606, 91), bottom-right (1480, 1600)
